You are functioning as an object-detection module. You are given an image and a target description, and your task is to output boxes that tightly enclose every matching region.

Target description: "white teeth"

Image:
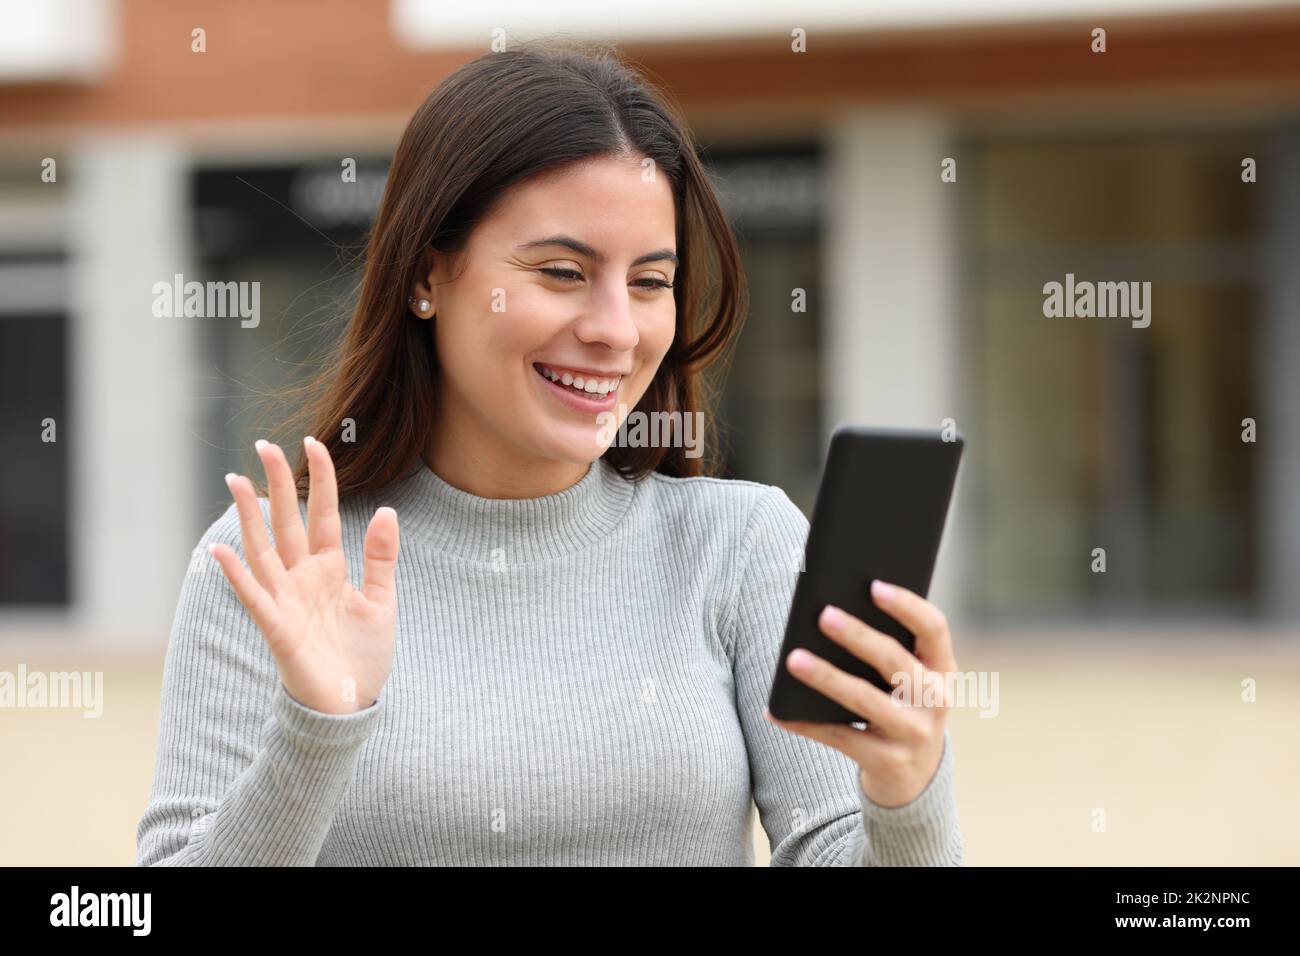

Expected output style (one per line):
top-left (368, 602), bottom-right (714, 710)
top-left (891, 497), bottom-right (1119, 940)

top-left (539, 364), bottom-right (620, 396)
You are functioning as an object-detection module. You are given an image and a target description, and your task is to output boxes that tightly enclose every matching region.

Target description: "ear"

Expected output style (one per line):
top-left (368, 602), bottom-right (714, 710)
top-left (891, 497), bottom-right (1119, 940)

top-left (409, 247), bottom-right (446, 320)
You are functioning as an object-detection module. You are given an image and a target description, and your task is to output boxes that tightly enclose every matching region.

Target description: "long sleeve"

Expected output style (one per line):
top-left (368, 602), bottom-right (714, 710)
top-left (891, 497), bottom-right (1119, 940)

top-left (136, 501), bottom-right (384, 866)
top-left (723, 486), bottom-right (964, 866)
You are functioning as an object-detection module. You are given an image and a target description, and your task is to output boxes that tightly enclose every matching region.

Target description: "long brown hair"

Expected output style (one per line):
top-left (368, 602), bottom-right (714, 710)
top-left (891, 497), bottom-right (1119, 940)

top-left (264, 39), bottom-right (748, 500)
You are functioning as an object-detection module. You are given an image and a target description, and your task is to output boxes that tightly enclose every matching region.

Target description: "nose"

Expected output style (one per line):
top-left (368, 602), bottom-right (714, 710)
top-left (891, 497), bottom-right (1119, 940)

top-left (573, 278), bottom-right (641, 352)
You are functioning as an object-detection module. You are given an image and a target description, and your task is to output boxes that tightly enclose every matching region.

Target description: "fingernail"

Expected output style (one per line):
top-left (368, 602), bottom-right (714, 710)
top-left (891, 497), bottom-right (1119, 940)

top-left (871, 579), bottom-right (896, 602)
top-left (254, 439), bottom-right (268, 452)
top-left (788, 649), bottom-right (814, 672)
top-left (224, 472), bottom-right (237, 488)
top-left (303, 436), bottom-right (315, 448)
top-left (820, 604), bottom-right (846, 628)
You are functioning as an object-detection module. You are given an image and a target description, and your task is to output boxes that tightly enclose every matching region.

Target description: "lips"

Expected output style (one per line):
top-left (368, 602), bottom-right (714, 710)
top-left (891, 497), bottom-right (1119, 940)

top-left (532, 363), bottom-right (620, 413)
top-left (533, 362), bottom-right (623, 394)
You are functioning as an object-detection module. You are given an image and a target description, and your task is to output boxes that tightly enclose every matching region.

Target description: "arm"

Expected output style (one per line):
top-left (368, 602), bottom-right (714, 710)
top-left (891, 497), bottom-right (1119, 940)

top-left (723, 486), bottom-right (963, 866)
top-left (136, 502), bottom-right (383, 866)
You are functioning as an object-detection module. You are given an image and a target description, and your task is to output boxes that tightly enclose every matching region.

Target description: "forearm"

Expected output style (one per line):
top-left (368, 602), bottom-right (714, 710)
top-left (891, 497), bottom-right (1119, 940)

top-left (138, 683), bottom-right (381, 866)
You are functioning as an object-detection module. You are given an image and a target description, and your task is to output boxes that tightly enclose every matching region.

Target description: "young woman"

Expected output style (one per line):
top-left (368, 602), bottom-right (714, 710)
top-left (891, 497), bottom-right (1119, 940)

top-left (137, 42), bottom-right (963, 866)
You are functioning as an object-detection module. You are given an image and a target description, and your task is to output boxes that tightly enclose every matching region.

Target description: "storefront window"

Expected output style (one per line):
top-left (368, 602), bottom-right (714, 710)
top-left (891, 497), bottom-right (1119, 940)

top-left (963, 133), bottom-right (1261, 619)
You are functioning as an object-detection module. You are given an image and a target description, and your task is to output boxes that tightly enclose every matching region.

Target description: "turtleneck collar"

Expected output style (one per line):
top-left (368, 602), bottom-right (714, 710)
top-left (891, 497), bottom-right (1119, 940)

top-left (381, 456), bottom-right (638, 564)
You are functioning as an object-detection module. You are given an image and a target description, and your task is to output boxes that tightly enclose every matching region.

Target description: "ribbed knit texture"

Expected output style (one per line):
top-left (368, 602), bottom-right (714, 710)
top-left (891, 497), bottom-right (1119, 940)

top-left (137, 457), bottom-right (963, 866)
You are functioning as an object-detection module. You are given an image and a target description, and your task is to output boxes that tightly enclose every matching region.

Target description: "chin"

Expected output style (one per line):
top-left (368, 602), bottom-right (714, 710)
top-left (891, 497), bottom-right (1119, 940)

top-left (546, 440), bottom-right (609, 466)
top-left (527, 429), bottom-right (612, 466)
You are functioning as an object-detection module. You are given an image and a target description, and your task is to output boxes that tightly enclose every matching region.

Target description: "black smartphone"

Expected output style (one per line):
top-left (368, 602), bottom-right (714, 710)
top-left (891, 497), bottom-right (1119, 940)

top-left (767, 425), bottom-right (965, 724)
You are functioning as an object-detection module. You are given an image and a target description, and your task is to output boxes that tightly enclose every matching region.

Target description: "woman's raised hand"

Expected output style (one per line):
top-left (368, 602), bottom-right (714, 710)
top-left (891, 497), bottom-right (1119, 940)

top-left (209, 436), bottom-right (400, 715)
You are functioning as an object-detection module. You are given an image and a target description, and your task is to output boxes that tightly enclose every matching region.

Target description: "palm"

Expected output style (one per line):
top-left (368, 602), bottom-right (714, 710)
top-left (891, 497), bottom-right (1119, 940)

top-left (210, 437), bottom-right (401, 715)
top-left (271, 553), bottom-right (391, 700)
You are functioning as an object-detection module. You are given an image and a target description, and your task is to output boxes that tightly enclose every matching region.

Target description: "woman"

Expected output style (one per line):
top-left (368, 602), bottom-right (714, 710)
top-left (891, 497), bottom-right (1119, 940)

top-left (137, 42), bottom-right (962, 866)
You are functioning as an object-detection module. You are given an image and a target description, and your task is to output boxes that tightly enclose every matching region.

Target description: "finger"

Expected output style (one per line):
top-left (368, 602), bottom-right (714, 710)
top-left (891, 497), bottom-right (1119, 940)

top-left (783, 648), bottom-right (922, 740)
top-left (869, 580), bottom-right (957, 672)
top-left (361, 507), bottom-right (400, 610)
top-left (256, 439), bottom-right (309, 569)
top-left (208, 541), bottom-right (280, 637)
top-left (819, 604), bottom-right (921, 688)
top-left (303, 435), bottom-right (342, 555)
top-left (224, 472), bottom-right (288, 593)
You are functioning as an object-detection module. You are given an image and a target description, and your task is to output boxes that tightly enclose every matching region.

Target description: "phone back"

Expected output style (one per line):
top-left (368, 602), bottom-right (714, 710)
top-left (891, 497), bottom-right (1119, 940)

top-left (767, 425), bottom-right (964, 723)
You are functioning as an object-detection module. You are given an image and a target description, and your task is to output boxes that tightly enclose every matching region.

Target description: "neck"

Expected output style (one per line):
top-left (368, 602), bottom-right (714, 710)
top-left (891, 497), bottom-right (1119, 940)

top-left (424, 451), bottom-right (589, 500)
top-left (424, 429), bottom-right (590, 501)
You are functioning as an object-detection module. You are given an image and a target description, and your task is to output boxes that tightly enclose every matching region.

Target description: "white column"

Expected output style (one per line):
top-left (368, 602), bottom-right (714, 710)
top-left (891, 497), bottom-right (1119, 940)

top-left (822, 110), bottom-right (968, 626)
top-left (68, 135), bottom-right (195, 642)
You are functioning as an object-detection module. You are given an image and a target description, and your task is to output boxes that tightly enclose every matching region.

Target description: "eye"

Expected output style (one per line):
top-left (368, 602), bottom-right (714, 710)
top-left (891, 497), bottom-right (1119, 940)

top-left (632, 274), bottom-right (674, 291)
top-left (540, 267), bottom-right (584, 283)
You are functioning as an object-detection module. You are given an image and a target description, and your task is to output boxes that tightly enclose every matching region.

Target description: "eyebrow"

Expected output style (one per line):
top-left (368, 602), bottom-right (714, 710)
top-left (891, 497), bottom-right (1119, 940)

top-left (514, 235), bottom-right (679, 268)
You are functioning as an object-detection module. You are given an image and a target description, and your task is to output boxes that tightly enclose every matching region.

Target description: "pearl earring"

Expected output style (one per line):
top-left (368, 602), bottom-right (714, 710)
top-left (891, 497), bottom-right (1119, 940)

top-left (408, 295), bottom-right (431, 314)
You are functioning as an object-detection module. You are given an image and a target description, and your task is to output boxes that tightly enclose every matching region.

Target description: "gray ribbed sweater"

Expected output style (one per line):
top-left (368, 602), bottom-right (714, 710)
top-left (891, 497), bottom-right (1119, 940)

top-left (137, 457), bottom-right (962, 866)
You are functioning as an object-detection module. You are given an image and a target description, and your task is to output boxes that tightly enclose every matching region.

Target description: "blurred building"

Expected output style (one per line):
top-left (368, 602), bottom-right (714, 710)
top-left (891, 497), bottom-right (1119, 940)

top-left (2, 0), bottom-right (1300, 644)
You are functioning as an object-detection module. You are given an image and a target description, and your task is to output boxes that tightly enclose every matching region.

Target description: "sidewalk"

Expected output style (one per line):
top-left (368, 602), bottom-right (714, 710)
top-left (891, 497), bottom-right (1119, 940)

top-left (3, 635), bottom-right (1297, 865)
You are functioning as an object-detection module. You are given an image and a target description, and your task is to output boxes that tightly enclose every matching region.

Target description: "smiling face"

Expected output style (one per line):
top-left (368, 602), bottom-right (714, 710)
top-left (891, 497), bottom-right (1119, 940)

top-left (414, 153), bottom-right (678, 488)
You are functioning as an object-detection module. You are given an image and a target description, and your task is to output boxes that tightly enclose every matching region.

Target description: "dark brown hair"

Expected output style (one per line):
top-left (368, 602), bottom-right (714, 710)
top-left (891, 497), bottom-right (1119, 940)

top-left (264, 39), bottom-right (748, 500)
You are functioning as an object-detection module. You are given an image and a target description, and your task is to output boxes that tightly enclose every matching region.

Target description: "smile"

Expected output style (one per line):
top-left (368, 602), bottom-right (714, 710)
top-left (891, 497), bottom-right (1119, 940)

top-left (532, 362), bottom-right (623, 413)
top-left (533, 362), bottom-right (622, 396)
